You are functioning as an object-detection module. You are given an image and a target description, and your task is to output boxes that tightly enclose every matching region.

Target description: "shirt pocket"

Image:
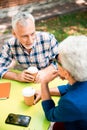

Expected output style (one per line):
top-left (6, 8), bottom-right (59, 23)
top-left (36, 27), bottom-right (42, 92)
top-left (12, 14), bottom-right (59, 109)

top-left (37, 51), bottom-right (50, 69)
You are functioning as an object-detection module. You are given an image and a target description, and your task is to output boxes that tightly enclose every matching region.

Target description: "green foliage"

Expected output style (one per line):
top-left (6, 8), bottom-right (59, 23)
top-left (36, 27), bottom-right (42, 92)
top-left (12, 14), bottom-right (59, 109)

top-left (36, 10), bottom-right (87, 42)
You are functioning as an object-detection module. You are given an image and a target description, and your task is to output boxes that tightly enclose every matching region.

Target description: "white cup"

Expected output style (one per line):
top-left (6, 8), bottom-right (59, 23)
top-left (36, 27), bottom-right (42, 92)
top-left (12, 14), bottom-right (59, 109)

top-left (27, 66), bottom-right (38, 78)
top-left (22, 87), bottom-right (35, 106)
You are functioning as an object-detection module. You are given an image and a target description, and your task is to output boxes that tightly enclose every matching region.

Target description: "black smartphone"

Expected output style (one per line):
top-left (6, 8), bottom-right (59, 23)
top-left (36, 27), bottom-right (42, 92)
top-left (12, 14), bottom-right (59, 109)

top-left (5, 113), bottom-right (31, 127)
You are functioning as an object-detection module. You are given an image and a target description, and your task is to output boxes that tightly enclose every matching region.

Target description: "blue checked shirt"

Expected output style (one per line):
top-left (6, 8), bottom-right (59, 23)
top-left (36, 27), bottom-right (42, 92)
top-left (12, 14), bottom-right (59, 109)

top-left (0, 31), bottom-right (58, 78)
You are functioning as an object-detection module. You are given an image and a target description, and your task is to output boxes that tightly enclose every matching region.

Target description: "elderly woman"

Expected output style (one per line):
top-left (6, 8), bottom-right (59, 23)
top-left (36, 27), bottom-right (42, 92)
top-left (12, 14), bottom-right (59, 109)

top-left (37, 35), bottom-right (87, 130)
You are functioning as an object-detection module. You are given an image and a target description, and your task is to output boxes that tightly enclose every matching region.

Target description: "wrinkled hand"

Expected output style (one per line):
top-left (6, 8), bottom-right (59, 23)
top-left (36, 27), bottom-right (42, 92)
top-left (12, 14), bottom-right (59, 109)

top-left (34, 90), bottom-right (41, 104)
top-left (36, 69), bottom-right (58, 84)
top-left (17, 70), bottom-right (35, 82)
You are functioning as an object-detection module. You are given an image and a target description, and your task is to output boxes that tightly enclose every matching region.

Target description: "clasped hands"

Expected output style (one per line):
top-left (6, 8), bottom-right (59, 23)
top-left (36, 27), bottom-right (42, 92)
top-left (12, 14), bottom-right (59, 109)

top-left (34, 68), bottom-right (58, 104)
top-left (18, 66), bottom-right (58, 104)
top-left (18, 65), bottom-right (58, 83)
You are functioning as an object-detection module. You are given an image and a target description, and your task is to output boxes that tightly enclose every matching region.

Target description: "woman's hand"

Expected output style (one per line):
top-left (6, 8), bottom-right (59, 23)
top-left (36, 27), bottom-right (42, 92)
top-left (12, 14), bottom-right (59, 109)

top-left (36, 69), bottom-right (58, 84)
top-left (34, 90), bottom-right (41, 104)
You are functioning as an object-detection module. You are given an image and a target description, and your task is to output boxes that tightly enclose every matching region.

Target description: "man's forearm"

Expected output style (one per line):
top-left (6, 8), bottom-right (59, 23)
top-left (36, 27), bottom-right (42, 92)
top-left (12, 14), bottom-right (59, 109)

top-left (3, 71), bottom-right (20, 81)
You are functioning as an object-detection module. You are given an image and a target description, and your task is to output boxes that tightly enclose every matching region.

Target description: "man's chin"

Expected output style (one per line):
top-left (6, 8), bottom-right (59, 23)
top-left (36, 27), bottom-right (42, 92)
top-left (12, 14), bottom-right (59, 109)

top-left (25, 46), bottom-right (32, 50)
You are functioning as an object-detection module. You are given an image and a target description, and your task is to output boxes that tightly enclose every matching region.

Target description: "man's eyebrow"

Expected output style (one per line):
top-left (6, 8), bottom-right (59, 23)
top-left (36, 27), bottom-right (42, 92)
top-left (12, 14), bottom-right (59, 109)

top-left (21, 35), bottom-right (27, 37)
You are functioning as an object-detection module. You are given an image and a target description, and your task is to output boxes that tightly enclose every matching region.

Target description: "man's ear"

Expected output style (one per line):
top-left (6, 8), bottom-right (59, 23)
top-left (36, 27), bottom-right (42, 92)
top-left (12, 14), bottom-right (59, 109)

top-left (12, 29), bottom-right (16, 37)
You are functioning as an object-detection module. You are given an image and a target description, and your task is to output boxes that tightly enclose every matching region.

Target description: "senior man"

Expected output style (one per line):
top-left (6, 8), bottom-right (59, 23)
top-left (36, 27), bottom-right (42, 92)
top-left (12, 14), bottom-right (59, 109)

top-left (0, 11), bottom-right (58, 82)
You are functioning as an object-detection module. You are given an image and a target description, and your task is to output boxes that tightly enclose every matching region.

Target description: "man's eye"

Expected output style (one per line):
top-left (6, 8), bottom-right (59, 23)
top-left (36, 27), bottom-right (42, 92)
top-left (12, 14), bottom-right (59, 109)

top-left (31, 33), bottom-right (35, 36)
top-left (22, 36), bottom-right (27, 38)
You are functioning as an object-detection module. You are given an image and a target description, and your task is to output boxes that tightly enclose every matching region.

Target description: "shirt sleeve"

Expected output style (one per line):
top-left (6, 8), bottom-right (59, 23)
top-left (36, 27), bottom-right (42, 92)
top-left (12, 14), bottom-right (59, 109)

top-left (58, 84), bottom-right (71, 96)
top-left (0, 42), bottom-right (13, 78)
top-left (42, 94), bottom-right (80, 122)
top-left (41, 84), bottom-right (78, 122)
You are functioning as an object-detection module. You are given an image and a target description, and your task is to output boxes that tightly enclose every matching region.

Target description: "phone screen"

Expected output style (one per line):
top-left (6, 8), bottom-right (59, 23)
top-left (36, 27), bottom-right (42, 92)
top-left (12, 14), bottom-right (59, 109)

top-left (5, 113), bottom-right (31, 127)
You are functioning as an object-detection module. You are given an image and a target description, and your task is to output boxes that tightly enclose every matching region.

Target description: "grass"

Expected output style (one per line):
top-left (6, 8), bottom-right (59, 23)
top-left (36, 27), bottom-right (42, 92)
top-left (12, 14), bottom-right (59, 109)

top-left (36, 10), bottom-right (87, 42)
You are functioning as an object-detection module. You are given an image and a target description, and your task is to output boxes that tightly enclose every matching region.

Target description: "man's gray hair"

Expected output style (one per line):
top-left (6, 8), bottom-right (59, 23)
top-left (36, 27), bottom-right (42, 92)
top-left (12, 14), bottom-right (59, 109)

top-left (12, 11), bottom-right (35, 30)
top-left (58, 35), bottom-right (87, 81)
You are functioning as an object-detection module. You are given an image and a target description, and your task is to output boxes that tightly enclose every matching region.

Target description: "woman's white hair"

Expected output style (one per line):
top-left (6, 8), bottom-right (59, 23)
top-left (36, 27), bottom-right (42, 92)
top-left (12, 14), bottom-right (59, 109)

top-left (12, 11), bottom-right (35, 30)
top-left (58, 35), bottom-right (87, 81)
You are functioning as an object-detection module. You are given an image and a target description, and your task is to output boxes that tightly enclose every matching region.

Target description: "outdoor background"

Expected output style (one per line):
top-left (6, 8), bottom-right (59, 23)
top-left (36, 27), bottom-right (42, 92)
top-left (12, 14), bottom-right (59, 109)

top-left (0, 0), bottom-right (87, 46)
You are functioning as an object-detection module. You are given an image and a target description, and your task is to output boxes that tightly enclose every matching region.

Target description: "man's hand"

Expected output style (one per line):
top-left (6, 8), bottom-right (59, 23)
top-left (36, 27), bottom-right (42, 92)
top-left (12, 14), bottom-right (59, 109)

top-left (3, 70), bottom-right (35, 82)
top-left (17, 70), bottom-right (36, 82)
top-left (3, 65), bottom-right (58, 83)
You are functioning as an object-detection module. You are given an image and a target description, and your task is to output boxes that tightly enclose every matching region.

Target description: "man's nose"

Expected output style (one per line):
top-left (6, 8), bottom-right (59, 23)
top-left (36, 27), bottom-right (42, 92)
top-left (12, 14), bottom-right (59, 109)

top-left (28, 36), bottom-right (33, 43)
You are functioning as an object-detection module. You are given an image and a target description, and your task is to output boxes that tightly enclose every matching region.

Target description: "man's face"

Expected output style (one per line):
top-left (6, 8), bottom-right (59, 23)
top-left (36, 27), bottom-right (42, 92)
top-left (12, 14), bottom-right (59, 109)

top-left (13, 19), bottom-right (36, 50)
